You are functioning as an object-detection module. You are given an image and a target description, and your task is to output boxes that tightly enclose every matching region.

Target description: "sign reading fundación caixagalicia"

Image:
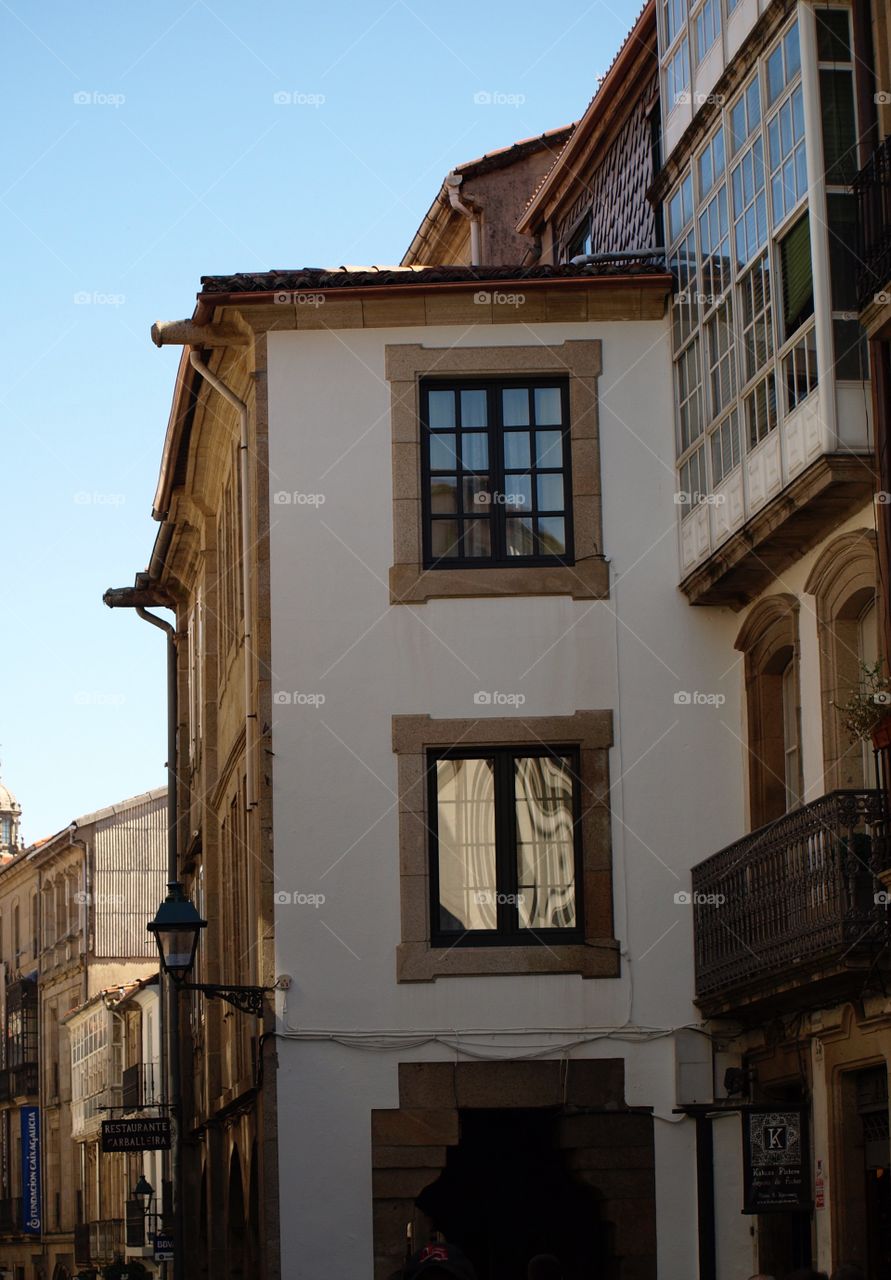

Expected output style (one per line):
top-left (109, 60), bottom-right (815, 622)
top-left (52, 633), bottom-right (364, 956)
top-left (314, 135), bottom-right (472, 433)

top-left (21, 1106), bottom-right (41, 1235)
top-left (101, 1117), bottom-right (172, 1152)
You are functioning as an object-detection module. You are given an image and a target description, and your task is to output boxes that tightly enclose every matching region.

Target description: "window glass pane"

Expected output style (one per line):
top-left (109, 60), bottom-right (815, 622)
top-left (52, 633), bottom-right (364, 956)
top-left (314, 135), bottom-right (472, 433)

top-left (780, 214), bottom-right (814, 338)
top-left (435, 758), bottom-right (496, 933)
top-left (536, 430), bottom-right (564, 467)
top-left (816, 9), bottom-right (850, 60)
top-left (430, 477), bottom-right (458, 514)
top-left (534, 387), bottom-right (562, 425)
top-left (504, 432), bottom-right (531, 469)
top-left (515, 756), bottom-right (577, 930)
top-left (430, 521), bottom-right (460, 559)
top-left (834, 318), bottom-right (868, 380)
top-left (827, 193), bottom-right (859, 311)
top-left (463, 519), bottom-right (491, 558)
top-left (460, 389), bottom-right (487, 428)
top-left (785, 24), bottom-right (800, 80)
top-left (505, 474), bottom-right (533, 513)
top-left (506, 518), bottom-right (535, 557)
top-left (502, 388), bottom-right (530, 426)
top-left (537, 474), bottom-right (565, 511)
top-left (461, 433), bottom-right (489, 470)
top-left (462, 475), bottom-right (490, 510)
top-left (820, 70), bottom-right (856, 184)
top-left (428, 391), bottom-right (455, 429)
top-left (538, 517), bottom-right (567, 556)
top-left (766, 45), bottom-right (784, 104)
top-left (429, 434), bottom-right (458, 470)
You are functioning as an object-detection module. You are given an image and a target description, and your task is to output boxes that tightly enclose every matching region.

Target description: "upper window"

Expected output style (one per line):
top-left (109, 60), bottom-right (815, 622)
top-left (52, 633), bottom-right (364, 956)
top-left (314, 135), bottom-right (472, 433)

top-left (767, 86), bottom-right (806, 225)
top-left (565, 215), bottom-right (593, 261)
top-left (694, 0), bottom-right (720, 64)
top-left (664, 0), bottom-right (687, 46)
top-left (697, 128), bottom-right (725, 200)
top-left (765, 22), bottom-right (801, 107)
top-left (421, 380), bottom-right (573, 568)
top-left (729, 79), bottom-right (761, 157)
top-left (428, 746), bottom-right (582, 947)
top-left (666, 37), bottom-right (691, 111)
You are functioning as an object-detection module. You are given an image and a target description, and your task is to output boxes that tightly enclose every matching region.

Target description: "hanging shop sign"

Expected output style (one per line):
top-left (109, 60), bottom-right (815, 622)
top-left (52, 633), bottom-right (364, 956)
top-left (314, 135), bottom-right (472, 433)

top-left (101, 1117), bottom-right (172, 1152)
top-left (742, 1107), bottom-right (811, 1213)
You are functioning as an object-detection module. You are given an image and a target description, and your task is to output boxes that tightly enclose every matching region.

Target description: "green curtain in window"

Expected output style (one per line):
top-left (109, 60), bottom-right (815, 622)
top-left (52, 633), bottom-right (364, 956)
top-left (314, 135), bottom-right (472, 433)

top-left (820, 70), bottom-right (857, 184)
top-left (781, 216), bottom-right (813, 337)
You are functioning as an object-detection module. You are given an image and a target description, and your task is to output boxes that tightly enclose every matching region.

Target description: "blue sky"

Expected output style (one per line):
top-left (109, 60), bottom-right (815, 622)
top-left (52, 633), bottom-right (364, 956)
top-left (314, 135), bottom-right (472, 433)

top-left (1, 0), bottom-right (643, 841)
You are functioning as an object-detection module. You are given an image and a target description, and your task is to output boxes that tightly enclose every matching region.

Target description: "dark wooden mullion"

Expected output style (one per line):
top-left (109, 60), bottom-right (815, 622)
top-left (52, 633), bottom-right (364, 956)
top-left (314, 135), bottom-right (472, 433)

top-left (504, 751), bottom-right (523, 933)
top-left (426, 752), bottom-right (442, 938)
top-left (489, 383), bottom-right (507, 562)
top-left (494, 753), bottom-right (517, 934)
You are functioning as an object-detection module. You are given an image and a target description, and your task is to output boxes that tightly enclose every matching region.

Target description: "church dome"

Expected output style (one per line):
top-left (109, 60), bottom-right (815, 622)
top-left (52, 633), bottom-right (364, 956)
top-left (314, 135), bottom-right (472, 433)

top-left (0, 781), bottom-right (21, 815)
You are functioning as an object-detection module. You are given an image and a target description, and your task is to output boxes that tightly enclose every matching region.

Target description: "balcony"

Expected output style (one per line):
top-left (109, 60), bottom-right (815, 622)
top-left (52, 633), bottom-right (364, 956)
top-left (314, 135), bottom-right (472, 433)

top-left (9, 1063), bottom-right (38, 1101)
top-left (90, 1219), bottom-right (125, 1264)
top-left (679, 449), bottom-right (876, 607)
top-left (0, 1198), bottom-right (22, 1236)
top-left (692, 790), bottom-right (889, 1019)
top-left (854, 135), bottom-right (891, 310)
top-left (122, 1061), bottom-right (161, 1110)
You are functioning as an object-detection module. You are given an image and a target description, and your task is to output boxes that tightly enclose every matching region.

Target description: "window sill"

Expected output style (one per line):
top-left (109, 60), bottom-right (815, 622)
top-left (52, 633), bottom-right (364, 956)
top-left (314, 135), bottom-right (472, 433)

top-left (389, 557), bottom-right (609, 603)
top-left (397, 939), bottom-right (620, 982)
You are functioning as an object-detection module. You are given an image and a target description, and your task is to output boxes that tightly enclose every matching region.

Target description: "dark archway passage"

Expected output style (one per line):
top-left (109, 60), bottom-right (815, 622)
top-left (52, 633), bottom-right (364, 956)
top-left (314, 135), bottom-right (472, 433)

top-left (416, 1109), bottom-right (611, 1280)
top-left (371, 1060), bottom-right (656, 1280)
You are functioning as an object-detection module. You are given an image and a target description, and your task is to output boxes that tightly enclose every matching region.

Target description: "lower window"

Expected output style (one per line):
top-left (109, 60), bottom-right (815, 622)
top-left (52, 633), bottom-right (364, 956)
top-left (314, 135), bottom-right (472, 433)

top-left (429, 746), bottom-right (582, 946)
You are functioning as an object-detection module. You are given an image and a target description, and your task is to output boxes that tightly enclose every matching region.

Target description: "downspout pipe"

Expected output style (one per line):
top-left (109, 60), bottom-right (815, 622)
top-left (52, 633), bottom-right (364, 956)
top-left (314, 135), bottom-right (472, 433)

top-left (102, 591), bottom-right (179, 1280)
top-left (445, 172), bottom-right (482, 265)
top-left (187, 350), bottom-right (257, 810)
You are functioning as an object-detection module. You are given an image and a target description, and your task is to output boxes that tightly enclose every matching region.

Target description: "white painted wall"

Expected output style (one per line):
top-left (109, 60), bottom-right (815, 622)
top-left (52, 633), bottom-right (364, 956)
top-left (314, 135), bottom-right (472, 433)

top-left (266, 320), bottom-right (745, 1279)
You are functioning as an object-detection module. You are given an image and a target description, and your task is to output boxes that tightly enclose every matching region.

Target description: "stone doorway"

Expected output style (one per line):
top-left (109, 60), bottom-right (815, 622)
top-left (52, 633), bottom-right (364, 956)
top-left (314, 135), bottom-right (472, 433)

top-left (371, 1060), bottom-right (656, 1280)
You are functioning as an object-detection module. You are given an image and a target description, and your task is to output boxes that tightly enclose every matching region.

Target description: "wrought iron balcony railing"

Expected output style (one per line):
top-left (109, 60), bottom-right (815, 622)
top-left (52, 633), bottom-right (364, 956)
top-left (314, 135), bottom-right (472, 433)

top-left (854, 135), bottom-right (891, 308)
top-left (9, 1062), bottom-right (38, 1100)
top-left (90, 1218), bottom-right (125, 1264)
top-left (692, 789), bottom-right (888, 1013)
top-left (122, 1060), bottom-right (161, 1110)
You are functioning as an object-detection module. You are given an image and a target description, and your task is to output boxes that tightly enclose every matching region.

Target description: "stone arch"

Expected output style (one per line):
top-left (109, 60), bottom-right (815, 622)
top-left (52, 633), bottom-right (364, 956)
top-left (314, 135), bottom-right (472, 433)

top-left (227, 1145), bottom-right (246, 1280)
top-left (735, 593), bottom-right (802, 827)
top-left (371, 1060), bottom-right (655, 1280)
top-left (804, 530), bottom-right (879, 788)
top-left (247, 1141), bottom-right (261, 1276)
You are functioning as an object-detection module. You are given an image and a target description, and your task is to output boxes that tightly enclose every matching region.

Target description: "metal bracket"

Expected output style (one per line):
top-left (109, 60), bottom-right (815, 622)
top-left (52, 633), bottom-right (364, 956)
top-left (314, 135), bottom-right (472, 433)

top-left (180, 983), bottom-right (273, 1017)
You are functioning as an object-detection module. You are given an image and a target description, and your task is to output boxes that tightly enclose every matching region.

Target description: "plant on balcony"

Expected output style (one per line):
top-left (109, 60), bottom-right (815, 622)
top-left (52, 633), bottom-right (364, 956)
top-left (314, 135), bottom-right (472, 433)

top-left (836, 661), bottom-right (891, 743)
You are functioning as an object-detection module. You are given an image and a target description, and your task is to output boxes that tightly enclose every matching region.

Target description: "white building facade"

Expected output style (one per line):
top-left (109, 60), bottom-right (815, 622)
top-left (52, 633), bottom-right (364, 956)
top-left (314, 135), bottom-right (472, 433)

top-left (252, 284), bottom-right (744, 1279)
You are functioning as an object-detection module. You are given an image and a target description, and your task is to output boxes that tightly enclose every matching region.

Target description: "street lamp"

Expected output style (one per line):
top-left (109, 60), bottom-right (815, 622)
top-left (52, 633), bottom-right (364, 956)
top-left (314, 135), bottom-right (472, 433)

top-left (133, 1175), bottom-right (154, 1203)
top-left (147, 883), bottom-right (206, 978)
top-left (148, 884), bottom-right (274, 1015)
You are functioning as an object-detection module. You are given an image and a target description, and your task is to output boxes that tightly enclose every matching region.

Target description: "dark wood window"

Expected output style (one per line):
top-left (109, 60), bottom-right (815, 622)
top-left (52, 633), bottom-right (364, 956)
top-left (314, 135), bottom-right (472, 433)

top-left (428, 746), bottom-right (583, 946)
top-left (421, 379), bottom-right (573, 568)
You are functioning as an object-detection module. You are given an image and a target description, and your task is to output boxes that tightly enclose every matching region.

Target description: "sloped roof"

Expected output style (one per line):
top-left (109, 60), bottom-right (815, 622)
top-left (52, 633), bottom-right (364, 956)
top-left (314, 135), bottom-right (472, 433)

top-left (198, 259), bottom-right (667, 297)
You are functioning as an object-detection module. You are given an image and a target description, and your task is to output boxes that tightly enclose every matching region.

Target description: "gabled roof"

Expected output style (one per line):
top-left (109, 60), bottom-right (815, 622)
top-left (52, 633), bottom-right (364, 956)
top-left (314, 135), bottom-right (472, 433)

top-left (517, 0), bottom-right (657, 234)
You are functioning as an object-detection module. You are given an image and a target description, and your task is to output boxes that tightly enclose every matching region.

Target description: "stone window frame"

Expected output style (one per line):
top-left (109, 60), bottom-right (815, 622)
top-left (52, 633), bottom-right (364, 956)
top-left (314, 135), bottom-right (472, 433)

top-left (734, 592), bottom-right (802, 829)
top-left (393, 710), bottom-right (618, 982)
top-left (385, 341), bottom-right (608, 604)
top-left (804, 529), bottom-right (879, 790)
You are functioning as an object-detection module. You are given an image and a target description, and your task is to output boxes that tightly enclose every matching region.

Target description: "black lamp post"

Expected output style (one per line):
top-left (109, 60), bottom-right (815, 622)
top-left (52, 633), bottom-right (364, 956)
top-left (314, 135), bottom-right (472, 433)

top-left (147, 883), bottom-right (276, 1280)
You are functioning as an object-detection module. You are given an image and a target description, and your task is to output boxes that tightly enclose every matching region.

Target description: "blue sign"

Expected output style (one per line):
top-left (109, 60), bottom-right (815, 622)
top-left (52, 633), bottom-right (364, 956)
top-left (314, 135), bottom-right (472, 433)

top-left (20, 1106), bottom-right (40, 1235)
top-left (154, 1233), bottom-right (174, 1261)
